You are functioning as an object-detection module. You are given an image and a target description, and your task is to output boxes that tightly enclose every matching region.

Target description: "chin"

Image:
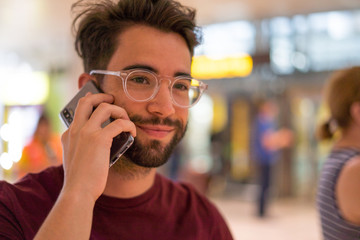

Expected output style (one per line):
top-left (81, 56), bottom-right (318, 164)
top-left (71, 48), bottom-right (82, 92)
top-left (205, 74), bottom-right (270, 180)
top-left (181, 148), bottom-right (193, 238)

top-left (123, 136), bottom-right (179, 168)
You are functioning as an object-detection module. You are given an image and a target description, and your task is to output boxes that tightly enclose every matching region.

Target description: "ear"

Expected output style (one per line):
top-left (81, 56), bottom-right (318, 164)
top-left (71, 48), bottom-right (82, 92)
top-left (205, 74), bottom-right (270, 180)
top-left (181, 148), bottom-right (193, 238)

top-left (78, 73), bottom-right (93, 89)
top-left (350, 102), bottom-right (360, 124)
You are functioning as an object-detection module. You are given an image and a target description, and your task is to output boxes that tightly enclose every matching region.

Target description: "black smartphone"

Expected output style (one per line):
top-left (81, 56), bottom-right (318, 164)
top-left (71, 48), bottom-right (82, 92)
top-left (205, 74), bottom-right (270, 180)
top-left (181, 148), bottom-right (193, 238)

top-left (59, 80), bottom-right (134, 167)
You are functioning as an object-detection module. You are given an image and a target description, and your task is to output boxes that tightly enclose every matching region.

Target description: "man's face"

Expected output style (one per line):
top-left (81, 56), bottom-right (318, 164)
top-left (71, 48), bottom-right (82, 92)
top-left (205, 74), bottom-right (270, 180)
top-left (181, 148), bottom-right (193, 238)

top-left (101, 25), bottom-right (191, 168)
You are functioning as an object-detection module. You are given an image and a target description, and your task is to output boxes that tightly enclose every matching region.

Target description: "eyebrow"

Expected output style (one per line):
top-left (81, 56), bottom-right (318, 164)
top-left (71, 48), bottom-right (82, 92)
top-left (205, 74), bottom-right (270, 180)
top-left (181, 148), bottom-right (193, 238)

top-left (122, 64), bottom-right (192, 78)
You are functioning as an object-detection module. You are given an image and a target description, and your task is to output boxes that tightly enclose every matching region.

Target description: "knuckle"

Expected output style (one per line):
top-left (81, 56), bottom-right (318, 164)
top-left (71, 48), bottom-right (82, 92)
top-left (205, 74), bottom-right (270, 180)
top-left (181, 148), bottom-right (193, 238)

top-left (68, 126), bottom-right (79, 137)
top-left (78, 96), bottom-right (90, 105)
top-left (98, 102), bottom-right (112, 113)
top-left (115, 119), bottom-right (125, 131)
top-left (98, 102), bottom-right (107, 108)
top-left (61, 130), bottom-right (69, 143)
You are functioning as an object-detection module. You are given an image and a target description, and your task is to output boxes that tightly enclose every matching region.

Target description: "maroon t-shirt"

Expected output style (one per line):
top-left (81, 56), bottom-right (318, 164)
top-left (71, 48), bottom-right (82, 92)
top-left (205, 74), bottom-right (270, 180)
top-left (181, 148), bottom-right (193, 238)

top-left (0, 166), bottom-right (233, 240)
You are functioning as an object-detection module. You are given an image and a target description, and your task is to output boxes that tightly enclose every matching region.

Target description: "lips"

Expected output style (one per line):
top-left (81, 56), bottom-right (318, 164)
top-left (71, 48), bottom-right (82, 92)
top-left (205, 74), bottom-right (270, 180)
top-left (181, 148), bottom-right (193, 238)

top-left (137, 125), bottom-right (174, 138)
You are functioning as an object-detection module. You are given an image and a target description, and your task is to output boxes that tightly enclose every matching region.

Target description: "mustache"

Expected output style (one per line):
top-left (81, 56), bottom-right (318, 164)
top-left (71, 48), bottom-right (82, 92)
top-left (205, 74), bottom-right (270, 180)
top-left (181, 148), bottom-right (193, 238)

top-left (129, 114), bottom-right (183, 129)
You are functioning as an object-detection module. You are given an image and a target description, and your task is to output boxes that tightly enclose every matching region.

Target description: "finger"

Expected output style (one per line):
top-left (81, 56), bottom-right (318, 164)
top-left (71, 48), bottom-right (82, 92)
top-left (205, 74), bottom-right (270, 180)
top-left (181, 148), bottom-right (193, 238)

top-left (86, 103), bottom-right (131, 129)
top-left (72, 93), bottom-right (114, 128)
top-left (101, 119), bottom-right (137, 138)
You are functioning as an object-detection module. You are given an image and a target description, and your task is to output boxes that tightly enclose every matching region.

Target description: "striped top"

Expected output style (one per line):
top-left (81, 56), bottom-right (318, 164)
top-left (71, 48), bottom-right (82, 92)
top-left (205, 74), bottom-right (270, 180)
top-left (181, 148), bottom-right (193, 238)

top-left (317, 148), bottom-right (360, 240)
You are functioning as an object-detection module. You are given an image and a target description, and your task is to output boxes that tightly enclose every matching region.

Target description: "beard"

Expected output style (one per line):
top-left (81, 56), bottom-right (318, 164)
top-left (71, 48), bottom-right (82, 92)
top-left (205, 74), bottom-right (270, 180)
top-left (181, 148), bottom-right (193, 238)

top-left (114, 114), bottom-right (187, 170)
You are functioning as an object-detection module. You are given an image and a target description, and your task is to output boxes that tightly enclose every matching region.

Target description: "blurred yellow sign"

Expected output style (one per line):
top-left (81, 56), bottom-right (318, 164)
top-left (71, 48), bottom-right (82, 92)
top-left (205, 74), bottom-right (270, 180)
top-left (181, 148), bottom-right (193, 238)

top-left (191, 55), bottom-right (253, 80)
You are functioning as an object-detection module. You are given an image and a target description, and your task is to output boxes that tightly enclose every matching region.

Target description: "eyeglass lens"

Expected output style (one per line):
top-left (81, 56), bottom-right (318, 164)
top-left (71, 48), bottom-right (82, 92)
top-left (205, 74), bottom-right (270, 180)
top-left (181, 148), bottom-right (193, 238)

top-left (124, 70), bottom-right (202, 107)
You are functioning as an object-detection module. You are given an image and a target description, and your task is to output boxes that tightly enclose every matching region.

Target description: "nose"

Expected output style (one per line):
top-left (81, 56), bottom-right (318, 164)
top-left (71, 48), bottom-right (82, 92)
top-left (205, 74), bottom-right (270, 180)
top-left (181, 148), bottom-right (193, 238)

top-left (147, 79), bottom-right (175, 117)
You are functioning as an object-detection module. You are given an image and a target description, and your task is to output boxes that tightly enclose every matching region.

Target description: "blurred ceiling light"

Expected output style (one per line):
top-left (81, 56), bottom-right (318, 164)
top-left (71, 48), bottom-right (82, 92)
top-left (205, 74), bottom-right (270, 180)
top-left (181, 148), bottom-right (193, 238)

top-left (327, 12), bottom-right (353, 40)
top-left (292, 15), bottom-right (309, 34)
top-left (0, 124), bottom-right (10, 142)
top-left (291, 52), bottom-right (309, 72)
top-left (197, 21), bottom-right (256, 58)
top-left (8, 144), bottom-right (22, 163)
top-left (270, 17), bottom-right (293, 36)
top-left (0, 71), bottom-right (49, 105)
top-left (0, 153), bottom-right (13, 170)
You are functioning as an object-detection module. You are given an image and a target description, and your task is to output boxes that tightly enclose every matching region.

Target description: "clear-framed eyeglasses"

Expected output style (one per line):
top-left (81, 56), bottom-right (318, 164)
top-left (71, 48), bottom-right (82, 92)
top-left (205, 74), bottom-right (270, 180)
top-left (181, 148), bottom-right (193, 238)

top-left (90, 69), bottom-right (208, 108)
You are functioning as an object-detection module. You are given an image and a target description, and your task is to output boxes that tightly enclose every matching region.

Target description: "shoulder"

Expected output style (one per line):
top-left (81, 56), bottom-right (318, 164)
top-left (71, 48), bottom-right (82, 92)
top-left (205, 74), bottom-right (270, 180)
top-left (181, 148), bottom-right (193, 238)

top-left (17, 165), bottom-right (63, 188)
top-left (336, 153), bottom-right (360, 181)
top-left (337, 155), bottom-right (360, 188)
top-left (336, 155), bottom-right (360, 225)
top-left (0, 165), bottom-right (64, 204)
top-left (0, 166), bottom-right (63, 239)
top-left (321, 148), bottom-right (358, 174)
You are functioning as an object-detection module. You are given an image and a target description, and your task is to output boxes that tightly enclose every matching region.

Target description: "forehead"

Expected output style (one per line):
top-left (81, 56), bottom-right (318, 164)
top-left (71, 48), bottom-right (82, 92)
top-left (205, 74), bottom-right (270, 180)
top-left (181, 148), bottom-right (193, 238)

top-left (107, 25), bottom-right (192, 75)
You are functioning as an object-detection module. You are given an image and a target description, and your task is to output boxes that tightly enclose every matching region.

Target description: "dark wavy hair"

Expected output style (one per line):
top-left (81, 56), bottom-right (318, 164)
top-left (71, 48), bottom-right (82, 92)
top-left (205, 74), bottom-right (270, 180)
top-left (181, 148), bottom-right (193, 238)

top-left (72, 0), bottom-right (201, 73)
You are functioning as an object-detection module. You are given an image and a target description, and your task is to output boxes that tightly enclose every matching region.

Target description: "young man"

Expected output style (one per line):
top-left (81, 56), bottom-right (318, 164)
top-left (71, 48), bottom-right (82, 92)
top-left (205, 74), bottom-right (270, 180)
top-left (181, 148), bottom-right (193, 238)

top-left (0, 0), bottom-right (233, 239)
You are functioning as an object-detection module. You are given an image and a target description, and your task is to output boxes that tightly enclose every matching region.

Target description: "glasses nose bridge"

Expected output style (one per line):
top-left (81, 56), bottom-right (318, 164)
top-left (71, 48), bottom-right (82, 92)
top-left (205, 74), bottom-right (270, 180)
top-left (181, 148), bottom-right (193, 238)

top-left (157, 75), bottom-right (172, 84)
top-left (150, 76), bottom-right (174, 103)
top-left (156, 76), bottom-right (173, 91)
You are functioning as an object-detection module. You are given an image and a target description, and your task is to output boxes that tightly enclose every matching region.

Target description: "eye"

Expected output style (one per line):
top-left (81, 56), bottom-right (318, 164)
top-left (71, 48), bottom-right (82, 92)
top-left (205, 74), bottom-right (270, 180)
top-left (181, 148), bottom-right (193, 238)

top-left (129, 75), bottom-right (150, 84)
top-left (173, 82), bottom-right (189, 91)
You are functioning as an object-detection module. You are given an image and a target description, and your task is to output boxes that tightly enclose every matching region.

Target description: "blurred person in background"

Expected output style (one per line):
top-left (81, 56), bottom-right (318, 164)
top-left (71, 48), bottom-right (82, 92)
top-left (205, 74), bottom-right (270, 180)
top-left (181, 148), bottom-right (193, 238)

top-left (0, 0), bottom-right (233, 239)
top-left (317, 66), bottom-right (360, 239)
top-left (252, 98), bottom-right (293, 217)
top-left (16, 113), bottom-right (62, 179)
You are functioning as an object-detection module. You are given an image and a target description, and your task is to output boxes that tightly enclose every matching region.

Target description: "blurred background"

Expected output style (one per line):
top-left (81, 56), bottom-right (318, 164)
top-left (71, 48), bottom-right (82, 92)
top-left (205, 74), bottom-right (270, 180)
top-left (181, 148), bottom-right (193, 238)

top-left (1, 0), bottom-right (360, 239)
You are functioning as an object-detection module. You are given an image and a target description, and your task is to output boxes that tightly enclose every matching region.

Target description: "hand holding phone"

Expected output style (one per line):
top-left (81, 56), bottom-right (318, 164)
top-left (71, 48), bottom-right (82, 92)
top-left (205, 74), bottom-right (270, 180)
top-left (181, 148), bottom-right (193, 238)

top-left (60, 80), bottom-right (134, 167)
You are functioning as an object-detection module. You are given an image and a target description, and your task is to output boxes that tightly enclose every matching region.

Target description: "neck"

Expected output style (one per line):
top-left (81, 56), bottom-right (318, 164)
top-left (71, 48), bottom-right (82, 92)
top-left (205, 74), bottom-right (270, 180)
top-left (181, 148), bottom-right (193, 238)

top-left (335, 125), bottom-right (360, 150)
top-left (103, 161), bottom-right (157, 199)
